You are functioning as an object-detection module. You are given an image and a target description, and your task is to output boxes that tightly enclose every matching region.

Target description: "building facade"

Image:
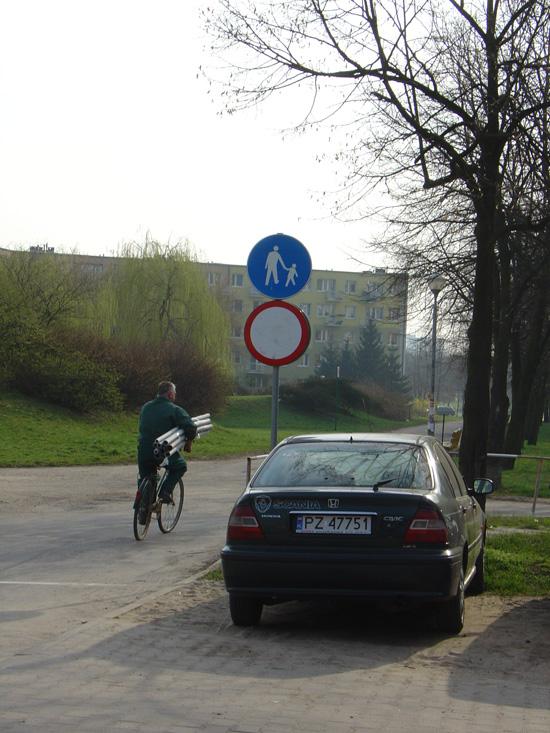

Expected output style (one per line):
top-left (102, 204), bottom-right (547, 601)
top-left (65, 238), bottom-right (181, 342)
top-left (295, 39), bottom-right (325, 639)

top-left (199, 262), bottom-right (408, 390)
top-left (1, 247), bottom-right (408, 390)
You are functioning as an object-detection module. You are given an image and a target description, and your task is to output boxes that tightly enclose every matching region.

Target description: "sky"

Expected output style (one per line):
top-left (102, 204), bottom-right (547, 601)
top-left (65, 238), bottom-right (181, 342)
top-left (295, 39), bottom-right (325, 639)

top-left (0, 0), bottom-right (388, 274)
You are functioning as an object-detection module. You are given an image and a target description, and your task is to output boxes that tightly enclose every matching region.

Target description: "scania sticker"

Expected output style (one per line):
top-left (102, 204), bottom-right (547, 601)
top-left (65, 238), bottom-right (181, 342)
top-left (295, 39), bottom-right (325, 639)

top-left (254, 496), bottom-right (272, 513)
top-left (272, 498), bottom-right (321, 511)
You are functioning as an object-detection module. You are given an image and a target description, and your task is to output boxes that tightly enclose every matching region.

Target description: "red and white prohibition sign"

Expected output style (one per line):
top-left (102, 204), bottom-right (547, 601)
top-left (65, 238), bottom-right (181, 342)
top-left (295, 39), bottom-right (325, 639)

top-left (244, 300), bottom-right (311, 367)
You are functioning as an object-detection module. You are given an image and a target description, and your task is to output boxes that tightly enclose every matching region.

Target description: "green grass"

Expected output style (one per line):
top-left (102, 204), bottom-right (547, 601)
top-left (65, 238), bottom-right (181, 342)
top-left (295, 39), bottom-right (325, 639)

top-left (0, 390), bottom-right (418, 467)
top-left (499, 424), bottom-right (550, 499)
top-left (1, 389), bottom-right (548, 506)
top-left (486, 516), bottom-right (550, 595)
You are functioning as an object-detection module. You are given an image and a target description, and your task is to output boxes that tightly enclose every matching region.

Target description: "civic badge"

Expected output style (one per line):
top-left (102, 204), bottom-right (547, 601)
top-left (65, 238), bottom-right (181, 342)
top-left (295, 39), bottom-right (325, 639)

top-left (328, 498), bottom-right (339, 508)
top-left (255, 495), bottom-right (272, 513)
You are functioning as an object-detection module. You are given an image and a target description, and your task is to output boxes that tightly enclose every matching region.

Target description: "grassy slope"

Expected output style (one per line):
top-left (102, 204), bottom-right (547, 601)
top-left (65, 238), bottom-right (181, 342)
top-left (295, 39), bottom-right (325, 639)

top-left (499, 425), bottom-right (550, 498)
top-left (0, 391), bottom-right (417, 467)
top-left (1, 390), bottom-right (548, 499)
top-left (486, 517), bottom-right (550, 594)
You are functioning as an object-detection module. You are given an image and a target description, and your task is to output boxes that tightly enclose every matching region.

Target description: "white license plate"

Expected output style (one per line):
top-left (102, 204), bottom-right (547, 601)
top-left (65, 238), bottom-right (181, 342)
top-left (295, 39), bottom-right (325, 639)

top-left (295, 514), bottom-right (372, 535)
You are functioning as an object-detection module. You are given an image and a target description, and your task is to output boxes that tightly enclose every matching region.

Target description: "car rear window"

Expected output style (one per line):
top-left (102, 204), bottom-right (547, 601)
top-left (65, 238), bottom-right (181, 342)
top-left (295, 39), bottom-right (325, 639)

top-left (251, 441), bottom-right (432, 489)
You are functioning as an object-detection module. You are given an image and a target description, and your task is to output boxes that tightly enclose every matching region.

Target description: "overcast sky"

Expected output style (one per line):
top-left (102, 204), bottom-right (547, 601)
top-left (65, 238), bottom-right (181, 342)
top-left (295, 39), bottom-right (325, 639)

top-left (0, 0), bottom-right (389, 273)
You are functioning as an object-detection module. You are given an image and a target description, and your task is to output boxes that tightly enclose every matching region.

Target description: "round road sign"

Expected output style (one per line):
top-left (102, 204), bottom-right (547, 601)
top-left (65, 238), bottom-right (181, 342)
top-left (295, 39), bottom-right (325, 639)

top-left (247, 233), bottom-right (312, 299)
top-left (244, 301), bottom-right (311, 367)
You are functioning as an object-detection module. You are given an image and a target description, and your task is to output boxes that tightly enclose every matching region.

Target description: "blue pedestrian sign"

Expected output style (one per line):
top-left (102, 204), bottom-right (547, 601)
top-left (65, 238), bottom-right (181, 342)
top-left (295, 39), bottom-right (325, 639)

top-left (247, 233), bottom-right (312, 299)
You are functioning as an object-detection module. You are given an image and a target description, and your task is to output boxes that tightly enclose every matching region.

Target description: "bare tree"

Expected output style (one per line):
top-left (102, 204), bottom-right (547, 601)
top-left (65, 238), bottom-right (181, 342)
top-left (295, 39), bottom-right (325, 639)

top-left (205, 0), bottom-right (550, 482)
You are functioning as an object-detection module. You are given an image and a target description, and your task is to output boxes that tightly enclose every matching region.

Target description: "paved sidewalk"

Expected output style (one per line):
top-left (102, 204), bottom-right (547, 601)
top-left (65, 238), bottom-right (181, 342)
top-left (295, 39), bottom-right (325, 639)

top-left (1, 568), bottom-right (549, 733)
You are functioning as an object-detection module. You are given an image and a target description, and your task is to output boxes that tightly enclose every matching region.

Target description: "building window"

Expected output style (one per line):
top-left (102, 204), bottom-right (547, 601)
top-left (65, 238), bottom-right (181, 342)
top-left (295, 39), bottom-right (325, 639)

top-left (317, 278), bottom-right (336, 292)
top-left (315, 328), bottom-right (329, 342)
top-left (388, 333), bottom-right (399, 346)
top-left (231, 273), bottom-right (244, 287)
top-left (207, 271), bottom-right (220, 286)
top-left (389, 308), bottom-right (401, 321)
top-left (369, 307), bottom-right (384, 320)
top-left (81, 263), bottom-right (104, 275)
top-left (232, 300), bottom-right (243, 313)
top-left (345, 279), bottom-right (356, 294)
top-left (366, 282), bottom-right (383, 297)
top-left (249, 357), bottom-right (263, 371)
top-left (231, 325), bottom-right (242, 338)
top-left (232, 351), bottom-right (242, 364)
top-left (298, 354), bottom-right (310, 367)
top-left (299, 303), bottom-right (311, 315)
top-left (345, 305), bottom-right (356, 319)
top-left (302, 279), bottom-right (311, 291)
top-left (317, 303), bottom-right (335, 317)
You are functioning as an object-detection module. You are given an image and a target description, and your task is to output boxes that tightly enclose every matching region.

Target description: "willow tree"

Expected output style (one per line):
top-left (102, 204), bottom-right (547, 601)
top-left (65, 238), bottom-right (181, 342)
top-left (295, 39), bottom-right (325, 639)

top-left (206, 0), bottom-right (550, 483)
top-left (96, 239), bottom-right (230, 370)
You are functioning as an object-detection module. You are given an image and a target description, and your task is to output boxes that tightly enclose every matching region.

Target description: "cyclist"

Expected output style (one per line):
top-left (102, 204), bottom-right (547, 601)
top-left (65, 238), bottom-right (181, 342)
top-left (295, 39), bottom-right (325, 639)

top-left (137, 381), bottom-right (197, 508)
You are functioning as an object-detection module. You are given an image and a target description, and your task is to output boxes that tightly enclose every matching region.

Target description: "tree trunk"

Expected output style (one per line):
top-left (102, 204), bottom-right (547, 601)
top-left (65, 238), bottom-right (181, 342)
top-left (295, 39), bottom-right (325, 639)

top-left (459, 216), bottom-right (494, 486)
top-left (488, 240), bottom-right (511, 453)
top-left (505, 286), bottom-right (549, 453)
top-left (525, 357), bottom-right (549, 444)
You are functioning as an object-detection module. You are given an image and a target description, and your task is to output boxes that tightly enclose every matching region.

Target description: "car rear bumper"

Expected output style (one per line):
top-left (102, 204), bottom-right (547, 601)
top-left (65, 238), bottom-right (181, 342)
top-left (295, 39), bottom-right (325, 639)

top-left (221, 545), bottom-right (463, 602)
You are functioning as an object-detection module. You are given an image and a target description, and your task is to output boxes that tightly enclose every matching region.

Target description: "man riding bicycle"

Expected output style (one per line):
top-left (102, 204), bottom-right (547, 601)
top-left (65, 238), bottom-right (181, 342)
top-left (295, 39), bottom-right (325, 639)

top-left (137, 381), bottom-right (197, 505)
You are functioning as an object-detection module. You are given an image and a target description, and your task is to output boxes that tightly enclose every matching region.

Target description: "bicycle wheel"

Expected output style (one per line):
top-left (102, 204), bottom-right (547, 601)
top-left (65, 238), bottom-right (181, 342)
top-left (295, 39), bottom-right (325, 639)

top-left (133, 476), bottom-right (155, 541)
top-left (158, 478), bottom-right (184, 533)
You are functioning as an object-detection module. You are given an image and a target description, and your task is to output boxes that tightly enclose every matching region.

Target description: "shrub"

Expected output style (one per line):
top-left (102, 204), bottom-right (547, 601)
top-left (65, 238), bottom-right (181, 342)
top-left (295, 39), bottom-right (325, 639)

top-left (13, 345), bottom-right (123, 412)
top-left (280, 377), bottom-right (366, 415)
top-left (352, 380), bottom-right (409, 421)
top-left (280, 376), bottom-right (409, 420)
top-left (57, 329), bottom-right (232, 415)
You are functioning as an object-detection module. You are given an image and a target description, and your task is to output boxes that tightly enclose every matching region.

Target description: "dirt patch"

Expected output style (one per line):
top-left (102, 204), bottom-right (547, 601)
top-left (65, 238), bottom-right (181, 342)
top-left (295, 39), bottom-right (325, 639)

top-left (122, 577), bottom-right (550, 683)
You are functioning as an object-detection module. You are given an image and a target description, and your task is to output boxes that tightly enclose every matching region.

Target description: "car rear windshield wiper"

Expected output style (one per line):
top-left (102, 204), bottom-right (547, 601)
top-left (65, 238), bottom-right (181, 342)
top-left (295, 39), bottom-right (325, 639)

top-left (372, 478), bottom-right (395, 492)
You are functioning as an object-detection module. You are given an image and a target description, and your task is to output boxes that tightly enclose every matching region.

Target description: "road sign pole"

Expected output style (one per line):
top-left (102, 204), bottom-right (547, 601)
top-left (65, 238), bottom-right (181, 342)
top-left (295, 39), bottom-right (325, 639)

top-left (271, 366), bottom-right (279, 449)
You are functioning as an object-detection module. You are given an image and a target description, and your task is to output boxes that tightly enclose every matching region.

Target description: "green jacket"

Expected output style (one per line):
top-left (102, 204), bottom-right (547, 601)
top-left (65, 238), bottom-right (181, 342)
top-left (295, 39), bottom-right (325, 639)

top-left (138, 396), bottom-right (197, 462)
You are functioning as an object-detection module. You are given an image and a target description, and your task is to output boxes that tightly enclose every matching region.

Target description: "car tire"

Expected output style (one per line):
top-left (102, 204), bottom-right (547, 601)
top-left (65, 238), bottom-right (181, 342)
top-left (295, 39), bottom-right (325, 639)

top-left (435, 565), bottom-right (465, 634)
top-left (229, 594), bottom-right (263, 627)
top-left (468, 543), bottom-right (485, 596)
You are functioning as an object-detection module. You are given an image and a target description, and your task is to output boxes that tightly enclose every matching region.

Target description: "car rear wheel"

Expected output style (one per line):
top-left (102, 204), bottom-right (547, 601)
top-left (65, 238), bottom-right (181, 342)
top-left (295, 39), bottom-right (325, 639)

top-left (435, 565), bottom-right (465, 634)
top-left (468, 543), bottom-right (485, 596)
top-left (229, 594), bottom-right (263, 627)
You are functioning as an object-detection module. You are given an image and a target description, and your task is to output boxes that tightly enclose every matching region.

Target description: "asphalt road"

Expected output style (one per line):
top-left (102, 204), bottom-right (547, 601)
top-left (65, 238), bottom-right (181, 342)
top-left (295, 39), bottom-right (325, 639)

top-left (0, 458), bottom-right (248, 661)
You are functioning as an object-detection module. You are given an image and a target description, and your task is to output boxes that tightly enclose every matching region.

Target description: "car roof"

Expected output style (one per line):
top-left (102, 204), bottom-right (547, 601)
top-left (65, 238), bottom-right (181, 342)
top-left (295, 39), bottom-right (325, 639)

top-left (278, 433), bottom-right (434, 447)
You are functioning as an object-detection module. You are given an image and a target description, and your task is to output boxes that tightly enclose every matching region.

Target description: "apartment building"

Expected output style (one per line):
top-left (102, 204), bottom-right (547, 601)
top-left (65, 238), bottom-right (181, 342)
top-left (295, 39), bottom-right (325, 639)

top-left (1, 247), bottom-right (408, 390)
top-left (199, 262), bottom-right (408, 390)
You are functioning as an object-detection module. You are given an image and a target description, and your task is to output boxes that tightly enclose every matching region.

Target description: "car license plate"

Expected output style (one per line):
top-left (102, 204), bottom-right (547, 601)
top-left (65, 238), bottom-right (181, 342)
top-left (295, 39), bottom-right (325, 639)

top-left (295, 514), bottom-right (372, 535)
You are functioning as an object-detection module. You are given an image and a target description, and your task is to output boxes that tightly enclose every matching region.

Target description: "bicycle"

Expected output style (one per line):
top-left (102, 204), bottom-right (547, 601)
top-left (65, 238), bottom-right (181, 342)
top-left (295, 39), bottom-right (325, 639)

top-left (133, 462), bottom-right (184, 541)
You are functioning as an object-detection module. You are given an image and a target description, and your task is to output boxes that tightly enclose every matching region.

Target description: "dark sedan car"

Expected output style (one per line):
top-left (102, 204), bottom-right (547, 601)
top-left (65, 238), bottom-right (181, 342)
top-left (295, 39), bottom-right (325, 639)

top-left (221, 433), bottom-right (493, 634)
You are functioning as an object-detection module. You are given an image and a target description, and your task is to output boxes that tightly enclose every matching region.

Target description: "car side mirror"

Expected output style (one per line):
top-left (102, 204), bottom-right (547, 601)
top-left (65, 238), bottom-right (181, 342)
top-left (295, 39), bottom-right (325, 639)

top-left (473, 478), bottom-right (494, 495)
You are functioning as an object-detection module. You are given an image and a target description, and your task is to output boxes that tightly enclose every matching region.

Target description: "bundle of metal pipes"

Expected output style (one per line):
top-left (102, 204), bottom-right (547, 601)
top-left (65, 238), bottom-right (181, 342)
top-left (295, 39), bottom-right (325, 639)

top-left (152, 413), bottom-right (212, 462)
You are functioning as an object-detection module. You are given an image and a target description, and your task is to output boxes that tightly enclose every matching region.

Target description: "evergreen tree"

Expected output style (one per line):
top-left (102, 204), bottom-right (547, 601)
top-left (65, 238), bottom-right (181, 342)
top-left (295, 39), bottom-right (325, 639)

top-left (339, 339), bottom-right (356, 380)
top-left (315, 341), bottom-right (340, 378)
top-left (354, 321), bottom-right (387, 385)
top-left (383, 347), bottom-right (410, 396)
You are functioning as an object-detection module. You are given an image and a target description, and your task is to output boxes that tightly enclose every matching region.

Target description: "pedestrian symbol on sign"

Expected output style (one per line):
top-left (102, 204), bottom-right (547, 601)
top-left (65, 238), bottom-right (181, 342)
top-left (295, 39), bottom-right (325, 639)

top-left (247, 233), bottom-right (311, 299)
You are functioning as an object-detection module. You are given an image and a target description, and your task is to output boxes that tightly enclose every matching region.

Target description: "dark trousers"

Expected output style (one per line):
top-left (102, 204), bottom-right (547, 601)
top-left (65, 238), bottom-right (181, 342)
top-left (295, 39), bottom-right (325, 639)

top-left (138, 452), bottom-right (187, 496)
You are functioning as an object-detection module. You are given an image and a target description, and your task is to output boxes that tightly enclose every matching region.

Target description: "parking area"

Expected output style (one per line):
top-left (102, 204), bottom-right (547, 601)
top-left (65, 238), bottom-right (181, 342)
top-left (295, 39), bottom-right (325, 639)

top-left (2, 460), bottom-right (550, 732)
top-left (2, 567), bottom-right (550, 733)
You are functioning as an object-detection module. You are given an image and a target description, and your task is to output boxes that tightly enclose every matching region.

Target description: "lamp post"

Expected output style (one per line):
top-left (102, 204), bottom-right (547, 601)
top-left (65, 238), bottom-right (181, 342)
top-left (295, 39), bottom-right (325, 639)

top-left (427, 275), bottom-right (447, 436)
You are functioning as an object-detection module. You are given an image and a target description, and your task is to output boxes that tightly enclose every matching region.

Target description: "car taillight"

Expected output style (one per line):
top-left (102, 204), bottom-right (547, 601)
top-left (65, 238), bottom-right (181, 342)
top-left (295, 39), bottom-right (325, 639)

top-left (227, 505), bottom-right (264, 541)
top-left (404, 508), bottom-right (448, 545)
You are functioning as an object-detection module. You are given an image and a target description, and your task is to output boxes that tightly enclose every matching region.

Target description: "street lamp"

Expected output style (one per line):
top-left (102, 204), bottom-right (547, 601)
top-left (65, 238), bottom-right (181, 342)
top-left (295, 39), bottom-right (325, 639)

top-left (427, 275), bottom-right (447, 436)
